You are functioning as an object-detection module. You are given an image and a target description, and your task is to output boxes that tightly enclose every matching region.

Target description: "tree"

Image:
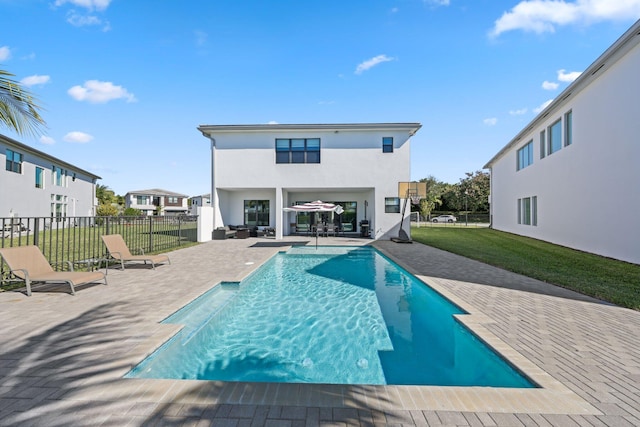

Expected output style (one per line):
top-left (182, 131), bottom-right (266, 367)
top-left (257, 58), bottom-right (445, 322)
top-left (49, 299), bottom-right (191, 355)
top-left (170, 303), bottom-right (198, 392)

top-left (96, 184), bottom-right (117, 205)
top-left (417, 175), bottom-right (445, 219)
top-left (0, 69), bottom-right (47, 136)
top-left (123, 207), bottom-right (141, 216)
top-left (96, 203), bottom-right (118, 217)
top-left (458, 171), bottom-right (490, 213)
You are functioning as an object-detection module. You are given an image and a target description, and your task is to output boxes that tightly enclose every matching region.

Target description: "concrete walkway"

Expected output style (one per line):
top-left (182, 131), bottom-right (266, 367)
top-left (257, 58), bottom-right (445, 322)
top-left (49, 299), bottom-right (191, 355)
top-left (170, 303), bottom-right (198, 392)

top-left (0, 237), bottom-right (638, 426)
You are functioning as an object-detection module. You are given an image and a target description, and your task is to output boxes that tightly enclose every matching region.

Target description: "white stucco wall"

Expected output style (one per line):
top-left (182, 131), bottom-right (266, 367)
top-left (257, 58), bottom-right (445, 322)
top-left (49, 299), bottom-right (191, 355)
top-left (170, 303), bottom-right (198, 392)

top-left (488, 39), bottom-right (640, 264)
top-left (1, 138), bottom-right (97, 219)
top-left (203, 125), bottom-right (418, 240)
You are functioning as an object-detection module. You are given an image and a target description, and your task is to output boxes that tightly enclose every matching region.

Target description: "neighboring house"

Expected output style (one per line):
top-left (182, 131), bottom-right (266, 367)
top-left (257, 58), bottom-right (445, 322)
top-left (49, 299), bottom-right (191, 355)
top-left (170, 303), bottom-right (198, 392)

top-left (484, 19), bottom-right (640, 265)
top-left (198, 122), bottom-right (422, 240)
top-left (125, 189), bottom-right (189, 216)
top-left (189, 193), bottom-right (210, 215)
top-left (1, 133), bottom-right (100, 219)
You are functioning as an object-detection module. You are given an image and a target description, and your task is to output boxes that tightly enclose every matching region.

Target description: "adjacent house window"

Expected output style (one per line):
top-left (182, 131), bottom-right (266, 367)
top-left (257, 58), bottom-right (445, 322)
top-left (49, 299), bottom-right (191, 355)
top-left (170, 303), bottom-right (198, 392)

top-left (52, 166), bottom-right (66, 187)
top-left (244, 200), bottom-right (270, 226)
top-left (564, 110), bottom-right (572, 146)
top-left (540, 129), bottom-right (546, 159)
top-left (35, 167), bottom-right (44, 189)
top-left (518, 196), bottom-right (537, 226)
top-left (167, 197), bottom-right (178, 204)
top-left (382, 137), bottom-right (394, 153)
top-left (385, 197), bottom-right (400, 213)
top-left (517, 140), bottom-right (533, 171)
top-left (136, 195), bottom-right (150, 205)
top-left (275, 138), bottom-right (321, 164)
top-left (51, 194), bottom-right (67, 220)
top-left (6, 149), bottom-right (23, 173)
top-left (548, 119), bottom-right (562, 155)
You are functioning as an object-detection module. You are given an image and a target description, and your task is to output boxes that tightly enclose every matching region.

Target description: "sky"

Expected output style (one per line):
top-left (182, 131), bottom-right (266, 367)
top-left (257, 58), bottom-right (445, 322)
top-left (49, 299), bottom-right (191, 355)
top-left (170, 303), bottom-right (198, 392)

top-left (1, 0), bottom-right (639, 197)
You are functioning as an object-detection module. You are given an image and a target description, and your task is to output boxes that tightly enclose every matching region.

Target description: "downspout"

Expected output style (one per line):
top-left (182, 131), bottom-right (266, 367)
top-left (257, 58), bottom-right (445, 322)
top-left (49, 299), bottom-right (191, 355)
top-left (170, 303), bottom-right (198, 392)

top-left (209, 136), bottom-right (218, 229)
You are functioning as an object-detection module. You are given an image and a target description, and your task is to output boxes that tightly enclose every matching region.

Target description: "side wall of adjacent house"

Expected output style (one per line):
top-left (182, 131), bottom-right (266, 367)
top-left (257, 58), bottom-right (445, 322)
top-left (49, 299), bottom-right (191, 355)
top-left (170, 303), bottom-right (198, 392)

top-left (489, 41), bottom-right (640, 264)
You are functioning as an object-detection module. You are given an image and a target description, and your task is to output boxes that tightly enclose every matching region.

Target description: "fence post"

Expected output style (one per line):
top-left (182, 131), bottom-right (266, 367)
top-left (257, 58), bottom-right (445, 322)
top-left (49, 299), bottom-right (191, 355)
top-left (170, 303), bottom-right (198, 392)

top-left (148, 217), bottom-right (153, 252)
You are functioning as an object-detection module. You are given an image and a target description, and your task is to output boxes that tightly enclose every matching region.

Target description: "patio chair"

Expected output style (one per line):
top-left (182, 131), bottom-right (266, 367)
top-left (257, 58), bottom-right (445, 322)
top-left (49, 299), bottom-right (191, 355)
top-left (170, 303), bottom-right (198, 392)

top-left (325, 223), bottom-right (336, 237)
top-left (101, 234), bottom-right (170, 270)
top-left (0, 245), bottom-right (107, 296)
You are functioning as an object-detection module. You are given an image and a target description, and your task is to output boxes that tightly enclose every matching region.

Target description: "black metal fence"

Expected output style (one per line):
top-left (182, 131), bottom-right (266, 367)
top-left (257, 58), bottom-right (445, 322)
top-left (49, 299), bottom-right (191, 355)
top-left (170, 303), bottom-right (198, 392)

top-left (1, 215), bottom-right (198, 272)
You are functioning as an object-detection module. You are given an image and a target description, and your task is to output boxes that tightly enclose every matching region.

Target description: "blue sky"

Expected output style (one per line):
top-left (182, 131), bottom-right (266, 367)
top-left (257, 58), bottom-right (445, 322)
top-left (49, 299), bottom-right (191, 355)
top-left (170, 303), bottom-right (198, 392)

top-left (2, 0), bottom-right (639, 197)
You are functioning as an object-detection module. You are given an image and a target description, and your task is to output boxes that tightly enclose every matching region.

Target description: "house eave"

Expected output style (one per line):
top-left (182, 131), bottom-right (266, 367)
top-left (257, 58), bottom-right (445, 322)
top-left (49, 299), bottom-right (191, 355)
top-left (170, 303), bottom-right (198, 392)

top-left (484, 18), bottom-right (640, 170)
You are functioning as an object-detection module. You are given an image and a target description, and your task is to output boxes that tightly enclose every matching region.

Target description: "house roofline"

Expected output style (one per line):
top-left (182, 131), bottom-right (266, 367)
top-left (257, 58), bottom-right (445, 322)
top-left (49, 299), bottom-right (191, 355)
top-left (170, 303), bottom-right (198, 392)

top-left (198, 122), bottom-right (422, 137)
top-left (1, 133), bottom-right (102, 180)
top-left (483, 18), bottom-right (640, 169)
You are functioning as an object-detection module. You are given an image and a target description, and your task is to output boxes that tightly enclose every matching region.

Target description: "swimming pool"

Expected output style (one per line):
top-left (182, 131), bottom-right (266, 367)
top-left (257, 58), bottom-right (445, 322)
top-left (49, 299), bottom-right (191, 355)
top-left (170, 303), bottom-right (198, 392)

top-left (126, 246), bottom-right (535, 387)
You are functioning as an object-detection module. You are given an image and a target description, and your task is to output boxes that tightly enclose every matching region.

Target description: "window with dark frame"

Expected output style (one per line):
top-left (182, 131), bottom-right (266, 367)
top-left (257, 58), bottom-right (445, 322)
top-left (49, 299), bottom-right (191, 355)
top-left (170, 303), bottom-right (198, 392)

top-left (6, 149), bottom-right (23, 173)
top-left (385, 197), bottom-right (400, 213)
top-left (517, 140), bottom-right (533, 171)
top-left (244, 200), bottom-right (270, 226)
top-left (382, 137), bottom-right (394, 153)
top-left (275, 138), bottom-right (321, 164)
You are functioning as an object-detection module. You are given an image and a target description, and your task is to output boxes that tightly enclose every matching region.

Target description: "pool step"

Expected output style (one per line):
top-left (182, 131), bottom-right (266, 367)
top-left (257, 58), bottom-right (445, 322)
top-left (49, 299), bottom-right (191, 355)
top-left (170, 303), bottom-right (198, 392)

top-left (162, 282), bottom-right (241, 344)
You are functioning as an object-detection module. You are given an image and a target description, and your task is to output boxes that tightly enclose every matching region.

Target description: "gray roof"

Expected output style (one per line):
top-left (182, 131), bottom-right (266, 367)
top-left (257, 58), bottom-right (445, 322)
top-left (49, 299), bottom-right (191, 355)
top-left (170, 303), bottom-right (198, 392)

top-left (126, 188), bottom-right (189, 197)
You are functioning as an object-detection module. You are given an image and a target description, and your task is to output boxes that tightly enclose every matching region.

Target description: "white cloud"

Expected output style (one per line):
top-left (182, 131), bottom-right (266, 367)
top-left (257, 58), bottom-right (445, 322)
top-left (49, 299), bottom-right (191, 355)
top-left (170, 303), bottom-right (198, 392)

top-left (0, 46), bottom-right (11, 61)
top-left (534, 99), bottom-right (554, 113)
top-left (39, 135), bottom-right (56, 145)
top-left (54, 0), bottom-right (112, 11)
top-left (542, 80), bottom-right (559, 90)
top-left (509, 108), bottom-right (528, 115)
top-left (490, 0), bottom-right (640, 37)
top-left (267, 121), bottom-right (279, 124)
top-left (557, 68), bottom-right (582, 82)
top-left (21, 75), bottom-right (51, 87)
top-left (63, 131), bottom-right (94, 143)
top-left (483, 117), bottom-right (498, 126)
top-left (355, 54), bottom-right (395, 75)
top-left (68, 80), bottom-right (137, 104)
top-left (425, 0), bottom-right (450, 5)
top-left (66, 13), bottom-right (101, 27)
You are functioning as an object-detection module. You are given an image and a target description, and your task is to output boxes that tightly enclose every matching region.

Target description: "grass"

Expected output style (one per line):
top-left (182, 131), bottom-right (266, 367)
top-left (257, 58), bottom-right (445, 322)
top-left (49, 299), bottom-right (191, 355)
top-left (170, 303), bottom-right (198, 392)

top-left (410, 226), bottom-right (640, 311)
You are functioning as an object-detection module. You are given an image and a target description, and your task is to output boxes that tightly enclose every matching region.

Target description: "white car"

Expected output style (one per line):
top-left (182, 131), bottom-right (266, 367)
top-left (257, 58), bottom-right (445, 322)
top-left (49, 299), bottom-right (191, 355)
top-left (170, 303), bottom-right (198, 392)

top-left (432, 215), bottom-right (457, 223)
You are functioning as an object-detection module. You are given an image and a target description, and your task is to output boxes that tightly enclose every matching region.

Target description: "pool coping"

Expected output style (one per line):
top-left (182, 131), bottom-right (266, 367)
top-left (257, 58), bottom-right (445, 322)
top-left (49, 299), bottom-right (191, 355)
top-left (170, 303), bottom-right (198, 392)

top-left (107, 246), bottom-right (601, 416)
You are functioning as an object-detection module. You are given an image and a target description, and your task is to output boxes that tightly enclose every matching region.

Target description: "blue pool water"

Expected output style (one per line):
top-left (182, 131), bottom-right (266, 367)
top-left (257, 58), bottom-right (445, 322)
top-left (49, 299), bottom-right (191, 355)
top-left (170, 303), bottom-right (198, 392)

top-left (126, 246), bottom-right (535, 387)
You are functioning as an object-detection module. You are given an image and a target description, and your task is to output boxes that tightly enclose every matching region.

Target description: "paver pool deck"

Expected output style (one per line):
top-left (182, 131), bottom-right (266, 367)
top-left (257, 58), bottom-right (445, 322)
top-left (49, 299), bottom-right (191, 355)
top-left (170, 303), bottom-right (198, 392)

top-left (0, 236), bottom-right (638, 426)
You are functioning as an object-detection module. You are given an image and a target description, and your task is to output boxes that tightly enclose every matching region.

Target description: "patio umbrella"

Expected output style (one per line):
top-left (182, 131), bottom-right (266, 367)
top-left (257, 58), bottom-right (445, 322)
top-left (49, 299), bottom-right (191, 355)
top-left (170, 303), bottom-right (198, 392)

top-left (283, 201), bottom-right (344, 248)
top-left (283, 200), bottom-right (344, 214)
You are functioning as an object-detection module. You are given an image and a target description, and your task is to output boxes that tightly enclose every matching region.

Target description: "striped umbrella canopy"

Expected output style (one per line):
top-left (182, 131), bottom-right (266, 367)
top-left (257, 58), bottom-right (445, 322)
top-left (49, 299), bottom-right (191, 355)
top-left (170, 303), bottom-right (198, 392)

top-left (283, 200), bottom-right (344, 214)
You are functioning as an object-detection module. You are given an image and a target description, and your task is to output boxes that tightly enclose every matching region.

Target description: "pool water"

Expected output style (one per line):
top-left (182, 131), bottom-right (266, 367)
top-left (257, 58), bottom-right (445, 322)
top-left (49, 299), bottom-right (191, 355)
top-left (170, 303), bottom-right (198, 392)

top-left (126, 246), bottom-right (534, 387)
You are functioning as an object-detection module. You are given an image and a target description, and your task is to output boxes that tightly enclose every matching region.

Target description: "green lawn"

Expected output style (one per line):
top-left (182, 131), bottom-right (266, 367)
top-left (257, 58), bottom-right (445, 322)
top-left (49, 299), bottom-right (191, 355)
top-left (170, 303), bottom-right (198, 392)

top-left (410, 226), bottom-right (640, 310)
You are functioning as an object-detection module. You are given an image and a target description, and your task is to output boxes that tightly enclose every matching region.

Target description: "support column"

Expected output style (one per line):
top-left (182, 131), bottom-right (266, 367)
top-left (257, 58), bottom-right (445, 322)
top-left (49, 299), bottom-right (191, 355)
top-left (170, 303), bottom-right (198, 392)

top-left (276, 187), bottom-right (283, 240)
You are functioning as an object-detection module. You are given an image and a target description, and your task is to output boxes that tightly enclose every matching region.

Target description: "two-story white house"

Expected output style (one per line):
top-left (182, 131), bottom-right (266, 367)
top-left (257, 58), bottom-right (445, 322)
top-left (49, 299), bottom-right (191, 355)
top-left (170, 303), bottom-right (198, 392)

top-left (1, 133), bottom-right (100, 219)
top-left (125, 189), bottom-right (189, 216)
top-left (198, 123), bottom-right (422, 240)
top-left (484, 19), bottom-right (640, 265)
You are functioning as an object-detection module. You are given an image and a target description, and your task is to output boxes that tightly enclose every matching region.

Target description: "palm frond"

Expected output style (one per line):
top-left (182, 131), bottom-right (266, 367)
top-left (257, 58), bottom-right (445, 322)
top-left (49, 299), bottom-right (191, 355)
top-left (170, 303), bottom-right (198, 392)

top-left (0, 69), bottom-right (47, 137)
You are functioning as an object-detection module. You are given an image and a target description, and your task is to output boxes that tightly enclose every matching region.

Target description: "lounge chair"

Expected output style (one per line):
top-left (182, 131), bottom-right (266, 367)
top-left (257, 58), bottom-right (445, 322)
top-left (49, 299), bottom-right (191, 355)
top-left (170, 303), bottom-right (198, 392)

top-left (101, 234), bottom-right (170, 270)
top-left (0, 245), bottom-right (107, 296)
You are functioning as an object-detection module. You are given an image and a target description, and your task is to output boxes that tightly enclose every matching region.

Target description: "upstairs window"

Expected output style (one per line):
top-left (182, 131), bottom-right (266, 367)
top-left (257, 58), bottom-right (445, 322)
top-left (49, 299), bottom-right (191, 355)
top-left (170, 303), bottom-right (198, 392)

top-left (276, 138), bottom-right (321, 164)
top-left (52, 166), bottom-right (65, 186)
top-left (564, 110), bottom-right (572, 147)
top-left (136, 195), bottom-right (150, 205)
top-left (548, 119), bottom-right (562, 155)
top-left (382, 137), bottom-right (394, 153)
top-left (167, 197), bottom-right (178, 204)
top-left (517, 140), bottom-right (533, 171)
top-left (540, 129), bottom-right (546, 159)
top-left (35, 167), bottom-right (44, 189)
top-left (6, 149), bottom-right (23, 173)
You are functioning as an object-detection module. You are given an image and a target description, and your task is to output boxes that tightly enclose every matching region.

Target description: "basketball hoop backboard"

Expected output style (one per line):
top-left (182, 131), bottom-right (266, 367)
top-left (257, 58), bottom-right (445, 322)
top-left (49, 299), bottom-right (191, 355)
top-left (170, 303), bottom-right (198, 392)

top-left (398, 181), bottom-right (427, 200)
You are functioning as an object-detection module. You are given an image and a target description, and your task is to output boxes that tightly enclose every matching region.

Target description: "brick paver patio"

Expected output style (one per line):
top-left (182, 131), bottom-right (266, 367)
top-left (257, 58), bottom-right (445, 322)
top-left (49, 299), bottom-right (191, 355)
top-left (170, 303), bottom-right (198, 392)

top-left (0, 236), bottom-right (638, 426)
